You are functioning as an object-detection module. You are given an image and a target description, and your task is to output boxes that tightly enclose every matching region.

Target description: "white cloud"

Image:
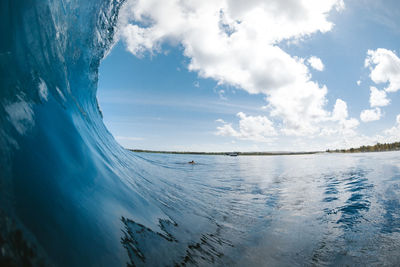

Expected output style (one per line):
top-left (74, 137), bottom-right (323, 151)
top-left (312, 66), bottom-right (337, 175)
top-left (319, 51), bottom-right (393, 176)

top-left (365, 48), bottom-right (400, 92)
top-left (325, 99), bottom-right (359, 136)
top-left (307, 56), bottom-right (325, 71)
top-left (384, 114), bottom-right (400, 141)
top-left (360, 108), bottom-right (382, 122)
top-left (332, 98), bottom-right (349, 121)
top-left (341, 118), bottom-right (360, 131)
top-left (216, 112), bottom-right (276, 142)
top-left (268, 81), bottom-right (329, 135)
top-left (116, 0), bottom-right (400, 151)
top-left (359, 49), bottom-right (397, 126)
top-left (119, 0), bottom-right (344, 137)
top-left (325, 113), bottom-right (400, 150)
top-left (369, 86), bottom-right (390, 107)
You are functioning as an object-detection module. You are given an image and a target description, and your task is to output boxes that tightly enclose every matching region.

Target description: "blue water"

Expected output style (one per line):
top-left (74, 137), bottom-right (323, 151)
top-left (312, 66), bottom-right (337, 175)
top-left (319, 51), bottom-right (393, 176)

top-left (120, 152), bottom-right (400, 266)
top-left (1, 0), bottom-right (400, 266)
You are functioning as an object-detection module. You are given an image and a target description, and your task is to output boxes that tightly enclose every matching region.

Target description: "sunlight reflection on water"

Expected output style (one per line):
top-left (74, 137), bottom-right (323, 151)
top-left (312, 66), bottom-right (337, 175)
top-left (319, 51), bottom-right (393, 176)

top-left (124, 151), bottom-right (400, 266)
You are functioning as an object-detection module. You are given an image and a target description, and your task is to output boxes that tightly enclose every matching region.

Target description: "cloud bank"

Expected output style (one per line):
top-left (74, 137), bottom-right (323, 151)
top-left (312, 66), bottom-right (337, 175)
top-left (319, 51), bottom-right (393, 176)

top-left (118, 1), bottom-right (400, 149)
top-left (119, 0), bottom-right (347, 137)
top-left (216, 112), bottom-right (276, 142)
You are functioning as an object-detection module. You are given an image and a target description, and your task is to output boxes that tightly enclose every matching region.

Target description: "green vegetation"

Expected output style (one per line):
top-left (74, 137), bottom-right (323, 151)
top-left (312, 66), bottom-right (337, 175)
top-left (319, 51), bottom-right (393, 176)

top-left (130, 149), bottom-right (225, 155)
top-left (326, 141), bottom-right (400, 153)
top-left (130, 141), bottom-right (400, 156)
top-left (129, 149), bottom-right (319, 156)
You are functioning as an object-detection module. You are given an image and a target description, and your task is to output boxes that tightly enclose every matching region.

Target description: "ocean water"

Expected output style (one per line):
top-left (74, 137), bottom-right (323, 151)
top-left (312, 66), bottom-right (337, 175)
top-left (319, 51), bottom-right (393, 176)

top-left (120, 151), bottom-right (400, 266)
top-left (1, 0), bottom-right (400, 266)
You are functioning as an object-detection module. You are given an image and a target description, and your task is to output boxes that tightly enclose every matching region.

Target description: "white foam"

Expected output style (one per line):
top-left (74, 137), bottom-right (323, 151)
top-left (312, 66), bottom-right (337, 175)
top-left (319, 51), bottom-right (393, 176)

top-left (56, 86), bottom-right (66, 101)
top-left (38, 78), bottom-right (48, 101)
top-left (4, 98), bottom-right (35, 135)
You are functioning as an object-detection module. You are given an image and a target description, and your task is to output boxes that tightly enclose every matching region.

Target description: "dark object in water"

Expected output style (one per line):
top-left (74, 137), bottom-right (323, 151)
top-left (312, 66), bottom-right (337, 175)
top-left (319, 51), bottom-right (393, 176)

top-left (188, 161), bottom-right (195, 164)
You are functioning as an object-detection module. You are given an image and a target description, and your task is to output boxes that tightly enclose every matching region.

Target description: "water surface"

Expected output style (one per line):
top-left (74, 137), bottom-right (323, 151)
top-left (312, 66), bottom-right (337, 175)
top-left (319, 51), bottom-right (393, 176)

top-left (125, 151), bottom-right (400, 266)
top-left (2, 2), bottom-right (399, 265)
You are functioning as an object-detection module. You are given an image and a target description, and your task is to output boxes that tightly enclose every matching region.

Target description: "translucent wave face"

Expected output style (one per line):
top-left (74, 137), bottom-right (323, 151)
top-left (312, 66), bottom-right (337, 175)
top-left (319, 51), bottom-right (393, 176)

top-left (2, 1), bottom-right (400, 266)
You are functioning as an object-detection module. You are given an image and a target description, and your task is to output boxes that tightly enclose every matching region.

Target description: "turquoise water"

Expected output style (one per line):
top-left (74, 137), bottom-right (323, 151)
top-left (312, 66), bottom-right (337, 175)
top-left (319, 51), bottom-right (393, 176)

top-left (1, 0), bottom-right (400, 266)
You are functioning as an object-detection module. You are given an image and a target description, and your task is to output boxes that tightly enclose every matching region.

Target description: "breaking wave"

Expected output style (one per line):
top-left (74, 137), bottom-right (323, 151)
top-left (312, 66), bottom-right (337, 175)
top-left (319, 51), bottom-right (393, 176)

top-left (2, 1), bottom-right (400, 266)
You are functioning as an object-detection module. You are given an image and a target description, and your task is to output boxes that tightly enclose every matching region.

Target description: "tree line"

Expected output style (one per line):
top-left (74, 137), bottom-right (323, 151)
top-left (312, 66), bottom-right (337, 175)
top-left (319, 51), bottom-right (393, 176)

top-left (327, 141), bottom-right (400, 153)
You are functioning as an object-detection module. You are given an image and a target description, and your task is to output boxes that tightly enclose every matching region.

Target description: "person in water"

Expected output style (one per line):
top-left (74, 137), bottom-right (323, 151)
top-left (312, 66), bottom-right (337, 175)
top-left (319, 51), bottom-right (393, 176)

top-left (188, 160), bottom-right (195, 164)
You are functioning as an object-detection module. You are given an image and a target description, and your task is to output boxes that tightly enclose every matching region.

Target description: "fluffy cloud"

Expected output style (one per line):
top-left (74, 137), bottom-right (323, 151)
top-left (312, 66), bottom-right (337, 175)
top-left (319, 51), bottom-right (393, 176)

top-left (359, 49), bottom-right (399, 124)
top-left (216, 112), bottom-right (276, 142)
top-left (369, 86), bottom-right (390, 107)
top-left (384, 114), bottom-right (400, 140)
top-left (360, 108), bottom-right (382, 122)
top-left (119, 0), bottom-right (344, 136)
top-left (365, 48), bottom-right (400, 92)
top-left (220, 99), bottom-right (359, 143)
top-left (268, 81), bottom-right (329, 135)
top-left (332, 99), bottom-right (348, 121)
top-left (307, 56), bottom-right (325, 71)
top-left (327, 99), bottom-right (359, 135)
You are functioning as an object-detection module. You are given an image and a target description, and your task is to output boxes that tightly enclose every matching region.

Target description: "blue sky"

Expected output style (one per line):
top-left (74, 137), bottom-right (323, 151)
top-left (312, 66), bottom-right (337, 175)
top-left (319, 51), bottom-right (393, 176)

top-left (98, 0), bottom-right (400, 152)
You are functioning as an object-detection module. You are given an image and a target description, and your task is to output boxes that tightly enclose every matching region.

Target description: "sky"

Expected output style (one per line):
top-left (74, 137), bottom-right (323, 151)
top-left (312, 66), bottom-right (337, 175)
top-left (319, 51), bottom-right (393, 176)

top-left (97, 0), bottom-right (400, 152)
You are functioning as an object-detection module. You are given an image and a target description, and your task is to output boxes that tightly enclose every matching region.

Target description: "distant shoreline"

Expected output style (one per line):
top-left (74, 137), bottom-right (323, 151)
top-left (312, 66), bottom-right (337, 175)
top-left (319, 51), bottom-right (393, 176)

top-left (129, 141), bottom-right (400, 156)
top-left (129, 149), bottom-right (321, 156)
